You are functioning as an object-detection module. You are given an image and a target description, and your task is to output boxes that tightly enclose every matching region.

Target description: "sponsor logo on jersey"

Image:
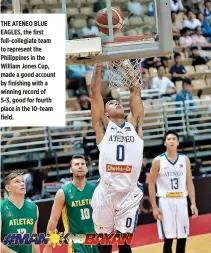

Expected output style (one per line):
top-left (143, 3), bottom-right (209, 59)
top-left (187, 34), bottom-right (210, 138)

top-left (180, 164), bottom-right (183, 168)
top-left (125, 127), bottom-right (131, 131)
top-left (9, 218), bottom-right (34, 226)
top-left (106, 164), bottom-right (132, 173)
top-left (7, 212), bottom-right (12, 217)
top-left (166, 192), bottom-right (183, 197)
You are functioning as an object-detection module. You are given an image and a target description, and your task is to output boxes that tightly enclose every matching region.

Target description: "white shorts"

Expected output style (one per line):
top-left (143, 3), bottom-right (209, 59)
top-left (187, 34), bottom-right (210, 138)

top-left (91, 183), bottom-right (143, 234)
top-left (157, 197), bottom-right (189, 239)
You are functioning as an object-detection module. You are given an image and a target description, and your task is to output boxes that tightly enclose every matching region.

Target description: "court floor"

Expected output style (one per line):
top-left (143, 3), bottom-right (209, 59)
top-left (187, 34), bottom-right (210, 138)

top-left (114, 234), bottom-right (211, 253)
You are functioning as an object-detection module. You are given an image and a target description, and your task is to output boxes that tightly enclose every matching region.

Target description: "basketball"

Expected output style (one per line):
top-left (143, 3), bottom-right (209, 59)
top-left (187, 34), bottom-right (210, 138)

top-left (96, 7), bottom-right (124, 35)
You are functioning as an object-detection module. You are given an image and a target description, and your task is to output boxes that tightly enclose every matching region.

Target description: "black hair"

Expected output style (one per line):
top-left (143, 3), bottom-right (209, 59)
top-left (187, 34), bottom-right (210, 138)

top-left (180, 27), bottom-right (190, 36)
top-left (86, 16), bottom-right (94, 22)
top-left (182, 77), bottom-right (192, 86)
top-left (174, 52), bottom-right (181, 59)
top-left (70, 155), bottom-right (86, 165)
top-left (103, 97), bottom-right (120, 108)
top-left (156, 65), bottom-right (165, 70)
top-left (191, 46), bottom-right (199, 51)
top-left (163, 130), bottom-right (179, 143)
top-left (1, 5), bottom-right (8, 12)
top-left (67, 16), bottom-right (75, 22)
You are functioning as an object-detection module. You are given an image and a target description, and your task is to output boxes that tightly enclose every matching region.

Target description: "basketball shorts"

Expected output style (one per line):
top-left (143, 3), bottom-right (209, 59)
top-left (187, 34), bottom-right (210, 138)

top-left (157, 197), bottom-right (189, 239)
top-left (91, 183), bottom-right (143, 234)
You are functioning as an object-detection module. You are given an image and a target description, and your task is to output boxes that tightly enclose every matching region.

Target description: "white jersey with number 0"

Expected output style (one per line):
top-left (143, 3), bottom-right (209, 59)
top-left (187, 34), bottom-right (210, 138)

top-left (98, 120), bottom-right (144, 192)
top-left (156, 153), bottom-right (188, 198)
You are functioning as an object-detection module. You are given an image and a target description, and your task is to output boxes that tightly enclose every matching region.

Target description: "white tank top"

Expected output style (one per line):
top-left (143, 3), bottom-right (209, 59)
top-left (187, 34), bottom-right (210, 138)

top-left (98, 120), bottom-right (144, 192)
top-left (156, 153), bottom-right (188, 198)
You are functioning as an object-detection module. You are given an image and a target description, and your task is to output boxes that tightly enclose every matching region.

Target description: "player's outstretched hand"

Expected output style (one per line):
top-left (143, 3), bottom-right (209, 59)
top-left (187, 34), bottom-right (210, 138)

top-left (152, 206), bottom-right (162, 220)
top-left (191, 204), bottom-right (198, 218)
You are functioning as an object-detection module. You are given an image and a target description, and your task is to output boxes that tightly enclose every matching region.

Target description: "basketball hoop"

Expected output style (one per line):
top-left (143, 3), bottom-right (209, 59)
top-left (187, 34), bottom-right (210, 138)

top-left (106, 58), bottom-right (143, 89)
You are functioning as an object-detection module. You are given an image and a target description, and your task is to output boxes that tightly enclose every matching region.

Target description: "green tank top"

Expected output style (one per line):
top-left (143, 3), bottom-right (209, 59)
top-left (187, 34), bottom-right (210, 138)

top-left (62, 181), bottom-right (99, 253)
top-left (1, 198), bottom-right (37, 253)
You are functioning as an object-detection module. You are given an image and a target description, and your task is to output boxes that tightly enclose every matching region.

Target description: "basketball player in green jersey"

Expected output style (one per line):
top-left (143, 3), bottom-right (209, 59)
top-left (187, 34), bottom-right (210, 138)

top-left (1, 171), bottom-right (40, 253)
top-left (43, 155), bottom-right (99, 253)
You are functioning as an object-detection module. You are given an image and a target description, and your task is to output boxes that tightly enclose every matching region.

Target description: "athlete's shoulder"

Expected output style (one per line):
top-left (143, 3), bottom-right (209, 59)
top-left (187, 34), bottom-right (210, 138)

top-left (0, 198), bottom-right (9, 207)
top-left (24, 199), bottom-right (37, 210)
top-left (86, 181), bottom-right (97, 191)
top-left (178, 152), bottom-right (185, 156)
top-left (62, 182), bottom-right (73, 192)
top-left (159, 153), bottom-right (166, 157)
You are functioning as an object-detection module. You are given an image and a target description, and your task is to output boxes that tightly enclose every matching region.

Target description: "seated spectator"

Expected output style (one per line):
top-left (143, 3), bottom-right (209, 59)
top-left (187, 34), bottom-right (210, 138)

top-left (127, 0), bottom-right (142, 18)
top-left (198, 13), bottom-right (211, 36)
top-left (182, 0), bottom-right (204, 14)
top-left (179, 27), bottom-right (193, 48)
top-left (93, 0), bottom-right (106, 13)
top-left (203, 0), bottom-right (211, 25)
top-left (147, 1), bottom-right (154, 16)
top-left (1, 5), bottom-right (11, 13)
top-left (170, 0), bottom-right (185, 13)
top-left (66, 65), bottom-right (88, 96)
top-left (175, 78), bottom-right (198, 114)
top-left (74, 89), bottom-right (91, 111)
top-left (141, 69), bottom-right (151, 89)
top-left (152, 66), bottom-right (176, 97)
top-left (190, 46), bottom-right (208, 66)
top-left (183, 10), bottom-right (201, 30)
top-left (143, 57), bottom-right (160, 68)
top-left (169, 53), bottom-right (188, 82)
top-left (172, 11), bottom-right (183, 40)
top-left (191, 26), bottom-right (211, 48)
top-left (80, 16), bottom-right (100, 38)
top-left (68, 16), bottom-right (80, 40)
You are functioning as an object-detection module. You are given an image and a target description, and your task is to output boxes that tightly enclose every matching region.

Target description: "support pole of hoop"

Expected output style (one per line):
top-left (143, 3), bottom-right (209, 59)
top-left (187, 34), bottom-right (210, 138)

top-left (62, 0), bottom-right (69, 40)
top-left (12, 0), bottom-right (21, 13)
top-left (101, 0), bottom-right (114, 43)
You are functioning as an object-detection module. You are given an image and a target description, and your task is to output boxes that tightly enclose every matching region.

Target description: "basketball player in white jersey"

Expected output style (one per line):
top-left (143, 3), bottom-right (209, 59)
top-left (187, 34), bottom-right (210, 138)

top-left (90, 63), bottom-right (144, 253)
top-left (149, 130), bottom-right (198, 253)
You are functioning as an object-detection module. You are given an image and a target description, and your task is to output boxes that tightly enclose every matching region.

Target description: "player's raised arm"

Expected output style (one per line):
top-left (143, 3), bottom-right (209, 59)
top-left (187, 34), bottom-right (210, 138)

top-left (91, 63), bottom-right (109, 144)
top-left (185, 156), bottom-right (198, 218)
top-left (127, 86), bottom-right (144, 139)
top-left (32, 206), bottom-right (40, 253)
top-left (0, 214), bottom-right (17, 253)
top-left (148, 157), bottom-right (162, 220)
top-left (43, 189), bottom-right (65, 253)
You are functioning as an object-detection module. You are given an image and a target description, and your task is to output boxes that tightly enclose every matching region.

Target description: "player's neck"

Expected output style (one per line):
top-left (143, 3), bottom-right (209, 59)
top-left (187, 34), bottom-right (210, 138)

top-left (165, 150), bottom-right (178, 158)
top-left (110, 118), bottom-right (125, 127)
top-left (72, 177), bottom-right (87, 191)
top-left (8, 195), bottom-right (24, 209)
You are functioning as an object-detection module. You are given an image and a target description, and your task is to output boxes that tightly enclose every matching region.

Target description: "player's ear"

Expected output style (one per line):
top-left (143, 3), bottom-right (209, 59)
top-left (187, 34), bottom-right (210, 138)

top-left (70, 167), bottom-right (73, 173)
top-left (105, 112), bottom-right (109, 117)
top-left (5, 184), bottom-right (10, 192)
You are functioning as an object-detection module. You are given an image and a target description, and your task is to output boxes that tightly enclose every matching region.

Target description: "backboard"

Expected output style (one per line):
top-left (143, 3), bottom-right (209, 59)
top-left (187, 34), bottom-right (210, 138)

top-left (66, 0), bottom-right (173, 65)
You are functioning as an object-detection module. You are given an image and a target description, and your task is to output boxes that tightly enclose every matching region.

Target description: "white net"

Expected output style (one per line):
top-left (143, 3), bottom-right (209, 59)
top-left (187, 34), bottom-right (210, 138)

top-left (106, 59), bottom-right (143, 89)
